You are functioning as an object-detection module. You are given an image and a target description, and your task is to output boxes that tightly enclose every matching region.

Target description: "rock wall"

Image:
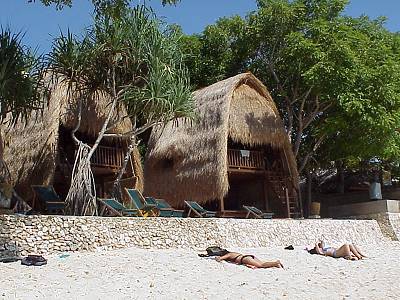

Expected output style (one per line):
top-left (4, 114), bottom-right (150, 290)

top-left (0, 215), bottom-right (386, 255)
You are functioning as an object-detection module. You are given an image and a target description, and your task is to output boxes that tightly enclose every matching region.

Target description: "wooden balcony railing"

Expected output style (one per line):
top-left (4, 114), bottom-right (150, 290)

top-left (227, 149), bottom-right (265, 170)
top-left (90, 145), bottom-right (124, 169)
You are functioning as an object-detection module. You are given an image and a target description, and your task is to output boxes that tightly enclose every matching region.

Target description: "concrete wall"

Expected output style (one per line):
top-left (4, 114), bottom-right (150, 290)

top-left (317, 188), bottom-right (400, 217)
top-left (315, 191), bottom-right (369, 217)
top-left (329, 200), bottom-right (400, 218)
top-left (387, 213), bottom-right (400, 240)
top-left (0, 215), bottom-right (387, 256)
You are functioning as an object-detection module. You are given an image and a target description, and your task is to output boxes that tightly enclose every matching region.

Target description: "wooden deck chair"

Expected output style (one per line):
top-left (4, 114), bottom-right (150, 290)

top-left (184, 201), bottom-right (217, 218)
top-left (31, 185), bottom-right (65, 214)
top-left (145, 197), bottom-right (184, 217)
top-left (97, 198), bottom-right (140, 217)
top-left (243, 205), bottom-right (274, 219)
top-left (125, 188), bottom-right (159, 217)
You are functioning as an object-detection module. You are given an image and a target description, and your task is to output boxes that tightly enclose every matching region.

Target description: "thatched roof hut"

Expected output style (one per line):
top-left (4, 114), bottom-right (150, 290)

top-left (144, 72), bottom-right (298, 208)
top-left (1, 76), bottom-right (143, 201)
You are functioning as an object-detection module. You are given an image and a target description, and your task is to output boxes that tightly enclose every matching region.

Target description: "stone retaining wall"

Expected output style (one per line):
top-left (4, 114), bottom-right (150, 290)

top-left (387, 213), bottom-right (400, 240)
top-left (0, 215), bottom-right (386, 255)
top-left (345, 212), bottom-right (400, 241)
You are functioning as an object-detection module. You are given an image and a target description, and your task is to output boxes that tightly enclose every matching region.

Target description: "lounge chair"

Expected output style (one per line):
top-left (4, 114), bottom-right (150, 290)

top-left (145, 197), bottom-right (184, 217)
top-left (98, 198), bottom-right (140, 217)
top-left (184, 200), bottom-right (217, 218)
top-left (31, 185), bottom-right (65, 214)
top-left (125, 188), bottom-right (159, 217)
top-left (243, 205), bottom-right (274, 219)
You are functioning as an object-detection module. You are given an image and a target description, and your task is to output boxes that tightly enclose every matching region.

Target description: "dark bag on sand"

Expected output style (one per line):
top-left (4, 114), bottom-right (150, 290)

top-left (21, 255), bottom-right (47, 266)
top-left (206, 246), bottom-right (229, 257)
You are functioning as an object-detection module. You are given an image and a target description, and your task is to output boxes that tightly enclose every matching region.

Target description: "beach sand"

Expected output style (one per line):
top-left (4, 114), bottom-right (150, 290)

top-left (1, 243), bottom-right (399, 300)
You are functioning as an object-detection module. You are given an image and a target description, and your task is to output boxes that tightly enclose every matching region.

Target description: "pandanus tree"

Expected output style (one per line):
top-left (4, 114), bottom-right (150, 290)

top-left (0, 27), bottom-right (45, 180)
top-left (0, 28), bottom-right (44, 123)
top-left (47, 5), bottom-right (193, 215)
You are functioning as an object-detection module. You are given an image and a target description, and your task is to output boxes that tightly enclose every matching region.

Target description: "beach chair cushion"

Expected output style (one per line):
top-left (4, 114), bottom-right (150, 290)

top-left (32, 185), bottom-right (61, 202)
top-left (99, 198), bottom-right (139, 217)
top-left (185, 201), bottom-right (217, 218)
top-left (145, 197), bottom-right (184, 217)
top-left (31, 185), bottom-right (65, 214)
top-left (243, 205), bottom-right (274, 219)
top-left (103, 198), bottom-right (126, 211)
top-left (126, 189), bottom-right (156, 210)
top-left (125, 189), bottom-right (159, 216)
top-left (171, 210), bottom-right (184, 217)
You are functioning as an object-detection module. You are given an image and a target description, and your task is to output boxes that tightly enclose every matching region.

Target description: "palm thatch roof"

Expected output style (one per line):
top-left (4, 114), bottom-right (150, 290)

top-left (1, 75), bottom-right (143, 200)
top-left (144, 72), bottom-right (298, 206)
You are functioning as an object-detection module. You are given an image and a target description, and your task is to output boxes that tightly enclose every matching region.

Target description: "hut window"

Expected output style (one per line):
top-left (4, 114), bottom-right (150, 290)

top-left (161, 158), bottom-right (174, 170)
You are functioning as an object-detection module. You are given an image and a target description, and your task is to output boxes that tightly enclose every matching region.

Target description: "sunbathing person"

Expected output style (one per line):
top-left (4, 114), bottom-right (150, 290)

top-left (215, 251), bottom-right (283, 268)
top-left (310, 241), bottom-right (366, 260)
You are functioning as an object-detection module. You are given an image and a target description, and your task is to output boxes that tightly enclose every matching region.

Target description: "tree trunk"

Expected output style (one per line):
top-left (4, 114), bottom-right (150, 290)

top-left (298, 134), bottom-right (326, 173)
top-left (86, 95), bottom-right (119, 161)
top-left (337, 160), bottom-right (345, 194)
top-left (113, 136), bottom-right (137, 201)
top-left (306, 169), bottom-right (312, 218)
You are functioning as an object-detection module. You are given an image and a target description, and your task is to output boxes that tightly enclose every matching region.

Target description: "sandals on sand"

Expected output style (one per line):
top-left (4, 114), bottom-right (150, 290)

top-left (21, 255), bottom-right (47, 266)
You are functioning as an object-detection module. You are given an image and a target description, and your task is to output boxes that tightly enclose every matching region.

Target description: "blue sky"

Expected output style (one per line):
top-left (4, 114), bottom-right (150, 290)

top-left (0, 0), bottom-right (399, 53)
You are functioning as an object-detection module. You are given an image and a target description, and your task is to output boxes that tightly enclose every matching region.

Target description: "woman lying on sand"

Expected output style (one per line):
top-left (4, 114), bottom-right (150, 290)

top-left (310, 241), bottom-right (366, 260)
top-left (216, 251), bottom-right (283, 268)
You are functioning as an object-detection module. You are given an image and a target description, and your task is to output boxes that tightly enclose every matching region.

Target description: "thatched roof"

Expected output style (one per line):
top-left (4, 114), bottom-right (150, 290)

top-left (1, 75), bottom-right (143, 200)
top-left (144, 72), bottom-right (298, 206)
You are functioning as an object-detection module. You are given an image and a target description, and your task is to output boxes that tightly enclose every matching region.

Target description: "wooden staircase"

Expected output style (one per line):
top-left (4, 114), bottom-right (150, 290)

top-left (267, 171), bottom-right (301, 218)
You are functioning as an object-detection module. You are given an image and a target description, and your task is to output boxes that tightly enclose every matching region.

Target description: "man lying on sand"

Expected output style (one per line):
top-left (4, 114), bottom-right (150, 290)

top-left (309, 241), bottom-right (366, 260)
top-left (216, 251), bottom-right (283, 268)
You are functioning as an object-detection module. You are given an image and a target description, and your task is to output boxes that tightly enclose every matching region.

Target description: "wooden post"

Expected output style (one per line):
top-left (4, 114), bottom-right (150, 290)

top-left (263, 173), bottom-right (269, 211)
top-left (99, 177), bottom-right (105, 198)
top-left (307, 169), bottom-right (312, 218)
top-left (296, 187), bottom-right (303, 218)
top-left (285, 187), bottom-right (290, 218)
top-left (220, 198), bottom-right (225, 212)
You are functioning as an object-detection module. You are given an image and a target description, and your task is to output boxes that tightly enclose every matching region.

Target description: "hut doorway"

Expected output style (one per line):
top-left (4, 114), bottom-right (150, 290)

top-left (225, 172), bottom-right (267, 211)
top-left (225, 140), bottom-right (298, 217)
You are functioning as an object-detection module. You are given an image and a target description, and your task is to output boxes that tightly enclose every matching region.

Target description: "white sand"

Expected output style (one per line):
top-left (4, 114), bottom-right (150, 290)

top-left (1, 243), bottom-right (400, 300)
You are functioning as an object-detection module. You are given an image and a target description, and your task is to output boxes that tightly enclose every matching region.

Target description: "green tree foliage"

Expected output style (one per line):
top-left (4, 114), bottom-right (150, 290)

top-left (316, 17), bottom-right (400, 166)
top-left (181, 0), bottom-right (400, 173)
top-left (47, 5), bottom-right (192, 214)
top-left (0, 28), bottom-right (45, 123)
top-left (179, 16), bottom-right (249, 88)
top-left (31, 0), bottom-right (180, 10)
top-left (48, 5), bottom-right (193, 132)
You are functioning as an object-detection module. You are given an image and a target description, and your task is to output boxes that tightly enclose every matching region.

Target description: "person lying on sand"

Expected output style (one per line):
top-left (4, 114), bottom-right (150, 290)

top-left (215, 251), bottom-right (283, 268)
top-left (309, 241), bottom-right (366, 260)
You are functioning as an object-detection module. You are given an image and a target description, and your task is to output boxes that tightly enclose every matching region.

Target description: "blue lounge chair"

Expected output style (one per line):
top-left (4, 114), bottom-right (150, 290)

top-left (31, 185), bottom-right (65, 214)
top-left (243, 205), bottom-right (274, 219)
top-left (145, 197), bottom-right (184, 217)
top-left (184, 201), bottom-right (217, 218)
top-left (125, 188), bottom-right (159, 217)
top-left (98, 198), bottom-right (140, 217)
